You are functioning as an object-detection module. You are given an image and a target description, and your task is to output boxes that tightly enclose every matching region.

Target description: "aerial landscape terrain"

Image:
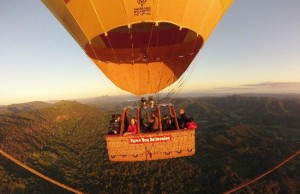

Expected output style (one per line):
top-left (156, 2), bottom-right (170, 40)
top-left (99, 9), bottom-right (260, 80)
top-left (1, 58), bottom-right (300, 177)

top-left (1, 1), bottom-right (300, 193)
top-left (0, 95), bottom-right (299, 193)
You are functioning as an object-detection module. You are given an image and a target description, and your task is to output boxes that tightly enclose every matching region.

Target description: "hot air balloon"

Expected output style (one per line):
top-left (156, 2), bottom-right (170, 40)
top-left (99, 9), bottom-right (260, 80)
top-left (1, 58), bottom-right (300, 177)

top-left (42, 0), bottom-right (233, 161)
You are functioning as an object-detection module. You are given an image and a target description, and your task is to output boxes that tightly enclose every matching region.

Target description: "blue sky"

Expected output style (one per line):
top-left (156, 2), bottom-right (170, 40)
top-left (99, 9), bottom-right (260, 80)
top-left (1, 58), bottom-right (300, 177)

top-left (0, 0), bottom-right (300, 105)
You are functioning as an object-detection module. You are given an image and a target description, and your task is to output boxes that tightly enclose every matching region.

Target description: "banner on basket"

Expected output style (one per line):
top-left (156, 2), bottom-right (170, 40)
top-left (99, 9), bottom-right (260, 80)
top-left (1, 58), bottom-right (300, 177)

top-left (128, 135), bottom-right (172, 144)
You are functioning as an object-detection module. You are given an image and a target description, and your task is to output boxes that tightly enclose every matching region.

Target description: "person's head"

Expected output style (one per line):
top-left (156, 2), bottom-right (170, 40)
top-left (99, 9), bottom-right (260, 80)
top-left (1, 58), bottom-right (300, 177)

top-left (130, 118), bottom-right (136, 125)
top-left (179, 108), bottom-right (185, 115)
top-left (111, 114), bottom-right (116, 120)
top-left (115, 114), bottom-right (121, 121)
top-left (188, 117), bottom-right (194, 122)
top-left (163, 115), bottom-right (169, 121)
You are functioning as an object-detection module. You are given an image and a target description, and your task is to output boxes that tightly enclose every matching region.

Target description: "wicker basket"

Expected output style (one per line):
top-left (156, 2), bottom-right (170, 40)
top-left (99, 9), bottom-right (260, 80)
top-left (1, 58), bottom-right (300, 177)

top-left (105, 129), bottom-right (195, 162)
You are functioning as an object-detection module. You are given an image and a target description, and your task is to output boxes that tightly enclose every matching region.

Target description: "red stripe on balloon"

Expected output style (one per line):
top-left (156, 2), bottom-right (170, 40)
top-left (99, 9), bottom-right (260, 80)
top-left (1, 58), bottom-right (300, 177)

top-left (100, 27), bottom-right (188, 49)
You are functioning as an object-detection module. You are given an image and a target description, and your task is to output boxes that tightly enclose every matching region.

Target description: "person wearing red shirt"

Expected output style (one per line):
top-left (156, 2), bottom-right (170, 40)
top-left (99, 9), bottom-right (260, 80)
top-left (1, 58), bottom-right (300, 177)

top-left (186, 118), bottom-right (198, 129)
top-left (124, 118), bottom-right (138, 135)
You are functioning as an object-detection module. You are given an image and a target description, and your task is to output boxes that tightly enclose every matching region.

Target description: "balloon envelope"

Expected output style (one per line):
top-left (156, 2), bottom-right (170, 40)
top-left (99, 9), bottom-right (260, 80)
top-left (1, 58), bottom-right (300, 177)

top-left (43, 0), bottom-right (233, 95)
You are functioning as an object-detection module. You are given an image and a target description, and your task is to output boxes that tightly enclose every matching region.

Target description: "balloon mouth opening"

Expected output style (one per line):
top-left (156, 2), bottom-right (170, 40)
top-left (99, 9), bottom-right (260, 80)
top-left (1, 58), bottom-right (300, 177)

top-left (84, 22), bottom-right (203, 63)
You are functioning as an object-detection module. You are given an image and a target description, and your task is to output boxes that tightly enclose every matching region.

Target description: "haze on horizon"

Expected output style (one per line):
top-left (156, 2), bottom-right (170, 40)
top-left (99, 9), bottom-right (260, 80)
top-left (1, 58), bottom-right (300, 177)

top-left (0, 0), bottom-right (300, 105)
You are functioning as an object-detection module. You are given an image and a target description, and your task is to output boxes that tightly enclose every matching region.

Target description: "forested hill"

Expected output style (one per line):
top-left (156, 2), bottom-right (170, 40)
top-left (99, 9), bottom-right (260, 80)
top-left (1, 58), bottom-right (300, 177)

top-left (0, 101), bottom-right (51, 115)
top-left (0, 96), bottom-right (299, 193)
top-left (0, 101), bottom-right (109, 193)
top-left (173, 95), bottom-right (300, 128)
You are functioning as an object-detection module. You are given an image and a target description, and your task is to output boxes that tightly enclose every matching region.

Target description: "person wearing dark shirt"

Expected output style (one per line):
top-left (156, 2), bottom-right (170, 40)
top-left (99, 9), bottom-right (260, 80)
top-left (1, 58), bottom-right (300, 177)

top-left (178, 108), bottom-right (188, 129)
top-left (162, 115), bottom-right (174, 131)
top-left (147, 111), bottom-right (159, 132)
top-left (108, 114), bottom-right (121, 134)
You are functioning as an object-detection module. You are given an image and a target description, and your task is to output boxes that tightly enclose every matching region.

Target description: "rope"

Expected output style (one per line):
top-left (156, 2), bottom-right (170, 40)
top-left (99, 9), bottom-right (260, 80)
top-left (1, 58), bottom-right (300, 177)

top-left (223, 148), bottom-right (300, 194)
top-left (0, 149), bottom-right (83, 194)
top-left (170, 49), bottom-right (199, 100)
top-left (170, 35), bottom-right (201, 100)
top-left (168, 0), bottom-right (232, 100)
top-left (163, 0), bottom-right (194, 99)
top-left (163, 27), bottom-right (186, 98)
top-left (164, 34), bottom-right (199, 99)
top-left (165, 0), bottom-right (219, 101)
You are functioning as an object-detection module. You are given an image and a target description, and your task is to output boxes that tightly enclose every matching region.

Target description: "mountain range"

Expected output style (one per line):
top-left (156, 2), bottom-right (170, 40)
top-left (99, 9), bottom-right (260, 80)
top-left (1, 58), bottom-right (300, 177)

top-left (0, 96), bottom-right (299, 193)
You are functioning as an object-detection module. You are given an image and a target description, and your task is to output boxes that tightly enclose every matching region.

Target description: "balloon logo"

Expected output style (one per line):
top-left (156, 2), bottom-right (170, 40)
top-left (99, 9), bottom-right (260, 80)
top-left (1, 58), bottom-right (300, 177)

top-left (137, 0), bottom-right (147, 6)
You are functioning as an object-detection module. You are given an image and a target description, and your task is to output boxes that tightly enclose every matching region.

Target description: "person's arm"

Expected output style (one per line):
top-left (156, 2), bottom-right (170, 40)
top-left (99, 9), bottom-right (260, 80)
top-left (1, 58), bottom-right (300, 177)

top-left (148, 116), bottom-right (154, 123)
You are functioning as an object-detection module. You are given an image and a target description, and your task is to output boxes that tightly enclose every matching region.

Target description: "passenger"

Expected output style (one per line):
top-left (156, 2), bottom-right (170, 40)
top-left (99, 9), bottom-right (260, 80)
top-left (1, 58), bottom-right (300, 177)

top-left (167, 114), bottom-right (176, 130)
top-left (124, 112), bottom-right (129, 131)
top-left (186, 118), bottom-right (198, 129)
top-left (108, 114), bottom-right (121, 134)
top-left (169, 111), bottom-right (177, 129)
top-left (141, 114), bottom-right (149, 132)
top-left (124, 118), bottom-right (138, 136)
top-left (162, 115), bottom-right (173, 131)
top-left (178, 108), bottom-right (189, 129)
top-left (138, 110), bottom-right (148, 132)
top-left (116, 114), bottom-right (121, 125)
top-left (147, 111), bottom-right (159, 132)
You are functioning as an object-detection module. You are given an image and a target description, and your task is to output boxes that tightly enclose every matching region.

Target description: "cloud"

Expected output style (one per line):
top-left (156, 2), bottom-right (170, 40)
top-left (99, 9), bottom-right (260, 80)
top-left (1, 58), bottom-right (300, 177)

top-left (214, 82), bottom-right (300, 91)
top-left (214, 87), bottom-right (250, 90)
top-left (241, 82), bottom-right (300, 88)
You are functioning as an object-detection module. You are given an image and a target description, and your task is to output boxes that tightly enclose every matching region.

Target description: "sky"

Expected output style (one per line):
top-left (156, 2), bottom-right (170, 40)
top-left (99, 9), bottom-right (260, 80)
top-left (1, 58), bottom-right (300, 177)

top-left (0, 0), bottom-right (300, 105)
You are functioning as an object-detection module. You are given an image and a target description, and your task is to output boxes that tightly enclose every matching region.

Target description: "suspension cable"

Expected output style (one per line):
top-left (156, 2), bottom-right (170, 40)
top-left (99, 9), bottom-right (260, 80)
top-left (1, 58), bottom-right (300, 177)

top-left (0, 149), bottom-right (83, 194)
top-left (166, 0), bottom-right (217, 101)
top-left (223, 149), bottom-right (300, 194)
top-left (171, 0), bottom-right (232, 99)
top-left (170, 0), bottom-right (232, 100)
top-left (171, 44), bottom-right (200, 100)
top-left (164, 34), bottom-right (200, 101)
top-left (163, 27), bottom-right (187, 98)
top-left (171, 55), bottom-right (197, 100)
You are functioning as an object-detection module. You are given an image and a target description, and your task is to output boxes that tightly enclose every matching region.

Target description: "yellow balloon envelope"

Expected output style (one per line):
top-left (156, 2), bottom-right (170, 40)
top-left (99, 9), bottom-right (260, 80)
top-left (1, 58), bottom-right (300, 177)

top-left (42, 0), bottom-right (233, 95)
